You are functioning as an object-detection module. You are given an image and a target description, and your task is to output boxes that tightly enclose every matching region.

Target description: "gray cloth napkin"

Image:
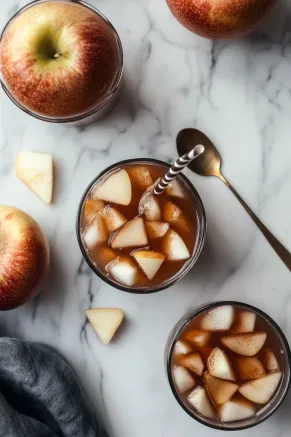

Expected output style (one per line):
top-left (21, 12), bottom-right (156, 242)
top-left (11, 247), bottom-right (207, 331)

top-left (0, 337), bottom-right (108, 437)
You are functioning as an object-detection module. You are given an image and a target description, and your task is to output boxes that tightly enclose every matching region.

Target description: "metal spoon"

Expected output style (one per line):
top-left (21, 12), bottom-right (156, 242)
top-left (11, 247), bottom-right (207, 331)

top-left (177, 128), bottom-right (291, 271)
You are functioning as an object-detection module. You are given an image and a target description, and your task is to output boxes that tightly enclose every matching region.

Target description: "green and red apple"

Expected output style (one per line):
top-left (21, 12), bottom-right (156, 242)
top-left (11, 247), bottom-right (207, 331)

top-left (166, 0), bottom-right (276, 39)
top-left (0, 1), bottom-right (121, 117)
top-left (0, 205), bottom-right (50, 310)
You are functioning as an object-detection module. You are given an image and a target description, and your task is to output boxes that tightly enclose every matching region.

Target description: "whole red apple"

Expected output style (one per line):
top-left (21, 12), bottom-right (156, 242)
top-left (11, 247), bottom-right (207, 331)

top-left (0, 205), bottom-right (50, 310)
top-left (166, 0), bottom-right (276, 38)
top-left (0, 1), bottom-right (121, 117)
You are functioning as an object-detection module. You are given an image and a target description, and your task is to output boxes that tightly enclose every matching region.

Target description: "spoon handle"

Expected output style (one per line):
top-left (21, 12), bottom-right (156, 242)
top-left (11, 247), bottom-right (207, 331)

top-left (220, 174), bottom-right (291, 271)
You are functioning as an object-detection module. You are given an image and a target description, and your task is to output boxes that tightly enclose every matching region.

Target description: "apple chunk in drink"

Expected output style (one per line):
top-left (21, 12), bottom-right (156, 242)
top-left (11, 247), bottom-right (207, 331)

top-left (77, 160), bottom-right (206, 292)
top-left (166, 302), bottom-right (291, 429)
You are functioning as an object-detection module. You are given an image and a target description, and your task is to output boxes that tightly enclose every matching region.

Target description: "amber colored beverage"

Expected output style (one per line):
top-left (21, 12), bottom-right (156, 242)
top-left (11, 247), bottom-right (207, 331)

top-left (166, 302), bottom-right (291, 430)
top-left (77, 159), bottom-right (206, 293)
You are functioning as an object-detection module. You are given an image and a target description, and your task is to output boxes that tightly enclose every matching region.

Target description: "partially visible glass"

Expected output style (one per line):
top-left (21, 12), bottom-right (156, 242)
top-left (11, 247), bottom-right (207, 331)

top-left (0, 0), bottom-right (123, 124)
top-left (165, 301), bottom-right (291, 431)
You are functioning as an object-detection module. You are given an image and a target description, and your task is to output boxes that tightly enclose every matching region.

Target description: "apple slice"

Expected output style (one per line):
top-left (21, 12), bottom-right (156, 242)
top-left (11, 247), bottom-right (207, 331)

top-left (184, 330), bottom-right (211, 347)
top-left (145, 221), bottom-right (170, 239)
top-left (163, 201), bottom-right (190, 233)
top-left (239, 372), bottom-right (282, 404)
top-left (173, 366), bottom-right (196, 393)
top-left (84, 199), bottom-right (105, 222)
top-left (179, 353), bottom-right (204, 376)
top-left (221, 333), bottom-right (267, 357)
top-left (103, 205), bottom-right (127, 233)
top-left (142, 194), bottom-right (162, 221)
top-left (187, 386), bottom-right (216, 419)
top-left (219, 397), bottom-right (255, 422)
top-left (232, 311), bottom-right (256, 333)
top-left (92, 169), bottom-right (132, 205)
top-left (106, 257), bottom-right (138, 287)
top-left (82, 213), bottom-right (108, 249)
top-left (235, 357), bottom-right (265, 381)
top-left (163, 230), bottom-right (190, 261)
top-left (16, 150), bottom-right (53, 205)
top-left (127, 166), bottom-right (153, 191)
top-left (85, 308), bottom-right (124, 345)
top-left (208, 348), bottom-right (236, 381)
top-left (264, 348), bottom-right (280, 372)
top-left (174, 341), bottom-right (193, 356)
top-left (132, 250), bottom-right (165, 280)
top-left (111, 217), bottom-right (148, 249)
top-left (205, 373), bottom-right (239, 405)
top-left (165, 179), bottom-right (186, 199)
top-left (201, 305), bottom-right (235, 331)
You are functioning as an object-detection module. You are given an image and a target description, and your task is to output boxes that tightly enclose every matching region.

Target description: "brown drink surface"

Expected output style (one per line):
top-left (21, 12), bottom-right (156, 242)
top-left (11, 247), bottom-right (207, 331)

top-left (171, 305), bottom-right (284, 423)
top-left (80, 162), bottom-right (199, 289)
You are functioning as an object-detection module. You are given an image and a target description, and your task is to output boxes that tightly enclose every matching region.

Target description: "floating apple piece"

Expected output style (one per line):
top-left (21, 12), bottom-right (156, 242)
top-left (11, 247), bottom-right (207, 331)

top-left (173, 365), bottom-right (196, 393)
top-left (201, 305), bottom-right (235, 331)
top-left (111, 217), bottom-right (148, 249)
top-left (85, 308), bottom-right (124, 345)
top-left (264, 348), bottom-right (280, 372)
top-left (106, 257), bottom-right (138, 287)
top-left (205, 373), bottom-right (238, 405)
top-left (185, 330), bottom-right (211, 347)
top-left (93, 169), bottom-right (132, 206)
top-left (163, 230), bottom-right (190, 261)
top-left (179, 353), bottom-right (204, 376)
top-left (82, 213), bottom-right (108, 249)
top-left (239, 372), bottom-right (282, 404)
top-left (221, 332), bottom-right (267, 356)
top-left (219, 397), bottom-right (255, 422)
top-left (163, 201), bottom-right (189, 233)
top-left (127, 166), bottom-right (153, 191)
top-left (187, 386), bottom-right (216, 419)
top-left (145, 221), bottom-right (170, 239)
top-left (232, 311), bottom-right (256, 333)
top-left (235, 357), bottom-right (265, 381)
top-left (166, 0), bottom-right (276, 39)
top-left (16, 150), bottom-right (53, 205)
top-left (132, 250), bottom-right (165, 280)
top-left (0, 205), bottom-right (50, 310)
top-left (208, 348), bottom-right (236, 381)
top-left (103, 205), bottom-right (127, 233)
top-left (174, 341), bottom-right (193, 356)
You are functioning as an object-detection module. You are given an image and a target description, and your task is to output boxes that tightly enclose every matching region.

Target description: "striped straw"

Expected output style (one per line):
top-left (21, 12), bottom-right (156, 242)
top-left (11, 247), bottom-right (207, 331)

top-left (153, 144), bottom-right (205, 195)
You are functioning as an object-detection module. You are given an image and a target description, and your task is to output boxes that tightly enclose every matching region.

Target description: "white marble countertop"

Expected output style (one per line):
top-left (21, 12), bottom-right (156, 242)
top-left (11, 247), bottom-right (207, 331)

top-left (1, 0), bottom-right (291, 436)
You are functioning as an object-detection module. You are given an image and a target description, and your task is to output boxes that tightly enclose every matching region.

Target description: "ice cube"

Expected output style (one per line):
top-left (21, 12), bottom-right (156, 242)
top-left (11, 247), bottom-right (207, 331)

top-left (165, 179), bottom-right (186, 199)
top-left (184, 330), bottom-right (211, 347)
top-left (207, 348), bottom-right (236, 381)
top-left (187, 386), bottom-right (216, 419)
top-left (173, 365), bottom-right (196, 394)
top-left (264, 348), bottom-right (280, 372)
top-left (179, 353), bottom-right (204, 376)
top-left (142, 193), bottom-right (162, 221)
top-left (84, 199), bottom-right (105, 222)
top-left (106, 257), bottom-right (138, 287)
top-left (220, 397), bottom-right (255, 422)
top-left (232, 311), bottom-right (256, 333)
top-left (200, 305), bottom-right (235, 331)
top-left (82, 213), bottom-right (108, 249)
top-left (145, 221), bottom-right (170, 239)
top-left (127, 166), bottom-right (153, 191)
top-left (174, 341), bottom-right (192, 356)
top-left (163, 201), bottom-right (190, 233)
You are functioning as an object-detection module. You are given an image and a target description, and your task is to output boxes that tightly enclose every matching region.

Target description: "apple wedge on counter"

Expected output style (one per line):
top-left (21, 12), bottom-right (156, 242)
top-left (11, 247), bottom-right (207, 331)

top-left (16, 150), bottom-right (53, 205)
top-left (85, 308), bottom-right (124, 345)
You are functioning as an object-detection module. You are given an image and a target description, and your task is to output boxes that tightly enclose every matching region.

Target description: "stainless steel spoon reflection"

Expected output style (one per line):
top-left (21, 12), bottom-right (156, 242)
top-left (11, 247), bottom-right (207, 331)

top-left (177, 128), bottom-right (291, 271)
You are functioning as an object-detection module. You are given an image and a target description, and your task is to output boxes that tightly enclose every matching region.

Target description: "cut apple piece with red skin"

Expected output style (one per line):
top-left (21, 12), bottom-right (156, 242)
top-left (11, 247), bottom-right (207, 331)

top-left (221, 332), bottom-right (267, 357)
top-left (132, 250), bottom-right (165, 280)
top-left (205, 373), bottom-right (239, 405)
top-left (103, 205), bottom-right (127, 233)
top-left (187, 386), bottom-right (216, 420)
top-left (163, 230), bottom-right (190, 261)
top-left (239, 372), bottom-right (282, 404)
top-left (174, 341), bottom-right (193, 356)
top-left (127, 166), bottom-right (153, 191)
top-left (264, 348), bottom-right (280, 372)
top-left (173, 366), bottom-right (196, 394)
top-left (106, 257), bottom-right (138, 287)
top-left (232, 311), bottom-right (256, 333)
top-left (201, 305), bottom-right (235, 331)
top-left (163, 200), bottom-right (190, 233)
top-left (142, 194), bottom-right (162, 221)
top-left (235, 357), bottom-right (265, 381)
top-left (111, 217), bottom-right (148, 249)
top-left (145, 221), bottom-right (170, 239)
top-left (84, 199), bottom-right (105, 222)
top-left (184, 330), bottom-right (211, 347)
top-left (93, 169), bottom-right (132, 206)
top-left (179, 353), bottom-right (204, 376)
top-left (82, 213), bottom-right (108, 249)
top-left (219, 397), bottom-right (255, 422)
top-left (208, 348), bottom-right (236, 381)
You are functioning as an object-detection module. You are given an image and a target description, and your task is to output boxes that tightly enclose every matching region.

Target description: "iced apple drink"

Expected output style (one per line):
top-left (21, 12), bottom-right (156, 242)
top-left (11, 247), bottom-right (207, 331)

top-left (78, 160), bottom-right (206, 292)
top-left (168, 303), bottom-right (291, 429)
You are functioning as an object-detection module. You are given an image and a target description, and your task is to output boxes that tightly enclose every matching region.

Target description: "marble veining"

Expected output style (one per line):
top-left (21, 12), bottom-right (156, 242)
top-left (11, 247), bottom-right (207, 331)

top-left (1, 1), bottom-right (291, 436)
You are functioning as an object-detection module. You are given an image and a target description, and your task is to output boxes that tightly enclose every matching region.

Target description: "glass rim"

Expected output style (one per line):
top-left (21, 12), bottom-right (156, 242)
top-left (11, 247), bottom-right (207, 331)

top-left (0, 0), bottom-right (123, 123)
top-left (166, 300), bottom-right (291, 431)
top-left (76, 157), bottom-right (207, 294)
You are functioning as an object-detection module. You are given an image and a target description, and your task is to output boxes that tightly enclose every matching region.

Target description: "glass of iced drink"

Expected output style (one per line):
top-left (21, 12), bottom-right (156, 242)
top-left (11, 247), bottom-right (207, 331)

top-left (165, 301), bottom-right (291, 430)
top-left (76, 159), bottom-right (206, 293)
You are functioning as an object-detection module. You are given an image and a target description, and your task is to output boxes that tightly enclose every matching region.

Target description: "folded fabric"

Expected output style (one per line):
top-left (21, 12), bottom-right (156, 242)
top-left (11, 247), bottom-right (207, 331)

top-left (0, 337), bottom-right (108, 437)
